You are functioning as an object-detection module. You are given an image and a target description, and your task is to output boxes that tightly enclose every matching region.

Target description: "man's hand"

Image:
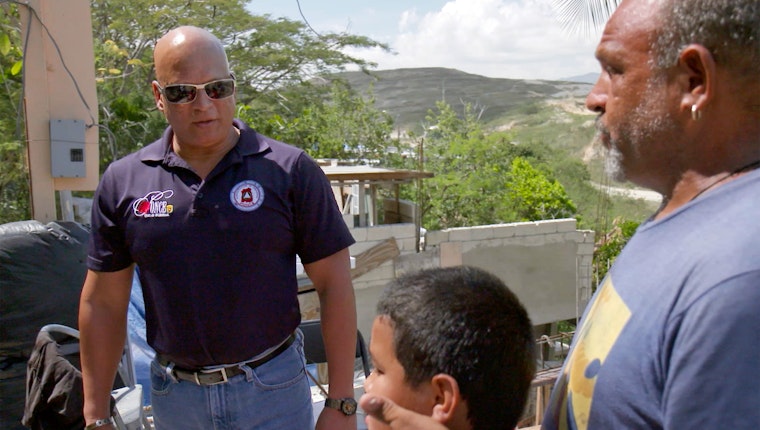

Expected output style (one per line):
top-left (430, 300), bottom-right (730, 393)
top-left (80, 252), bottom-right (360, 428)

top-left (359, 393), bottom-right (447, 430)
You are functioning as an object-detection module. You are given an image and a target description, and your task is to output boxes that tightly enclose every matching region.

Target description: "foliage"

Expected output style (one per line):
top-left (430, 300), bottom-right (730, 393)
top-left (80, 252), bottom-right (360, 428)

top-left (0, 0), bottom-right (639, 256)
top-left (505, 157), bottom-right (577, 221)
top-left (0, 139), bottom-right (29, 223)
top-left (239, 79), bottom-right (400, 163)
top-left (407, 101), bottom-right (577, 230)
top-left (0, 0), bottom-right (393, 223)
top-left (412, 101), bottom-right (500, 229)
top-left (89, 0), bottom-right (390, 167)
top-left (592, 217), bottom-right (640, 286)
top-left (230, 17), bottom-right (386, 100)
top-left (0, 4), bottom-right (29, 223)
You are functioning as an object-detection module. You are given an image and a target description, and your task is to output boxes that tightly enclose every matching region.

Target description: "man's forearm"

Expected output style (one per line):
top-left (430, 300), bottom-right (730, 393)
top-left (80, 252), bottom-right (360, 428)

top-left (306, 248), bottom-right (358, 398)
top-left (78, 269), bottom-right (133, 423)
top-left (79, 304), bottom-right (127, 421)
top-left (319, 278), bottom-right (358, 398)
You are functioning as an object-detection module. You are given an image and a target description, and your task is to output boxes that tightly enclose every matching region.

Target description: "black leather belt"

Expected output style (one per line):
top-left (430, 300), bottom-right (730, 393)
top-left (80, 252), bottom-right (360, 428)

top-left (161, 333), bottom-right (296, 386)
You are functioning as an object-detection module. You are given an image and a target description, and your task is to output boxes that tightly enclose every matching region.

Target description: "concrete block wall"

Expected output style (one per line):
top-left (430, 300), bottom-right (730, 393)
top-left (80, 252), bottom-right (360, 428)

top-left (382, 198), bottom-right (417, 224)
top-left (425, 219), bottom-right (595, 326)
top-left (348, 223), bottom-right (418, 338)
top-left (335, 218), bottom-right (595, 341)
top-left (349, 223), bottom-right (418, 285)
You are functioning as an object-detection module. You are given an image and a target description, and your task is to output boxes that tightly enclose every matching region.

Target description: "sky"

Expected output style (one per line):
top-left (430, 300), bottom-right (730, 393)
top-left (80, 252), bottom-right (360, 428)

top-left (246, 0), bottom-right (604, 81)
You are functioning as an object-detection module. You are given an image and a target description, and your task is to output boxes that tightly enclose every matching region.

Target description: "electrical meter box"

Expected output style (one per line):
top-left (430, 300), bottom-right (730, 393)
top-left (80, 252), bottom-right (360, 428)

top-left (50, 119), bottom-right (86, 178)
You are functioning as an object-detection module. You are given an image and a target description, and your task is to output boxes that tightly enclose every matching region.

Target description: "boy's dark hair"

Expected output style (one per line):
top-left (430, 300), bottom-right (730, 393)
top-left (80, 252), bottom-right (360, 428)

top-left (377, 266), bottom-right (535, 430)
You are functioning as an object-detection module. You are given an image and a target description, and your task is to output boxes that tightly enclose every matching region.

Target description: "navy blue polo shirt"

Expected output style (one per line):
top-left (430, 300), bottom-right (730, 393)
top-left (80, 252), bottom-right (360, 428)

top-left (88, 119), bottom-right (355, 367)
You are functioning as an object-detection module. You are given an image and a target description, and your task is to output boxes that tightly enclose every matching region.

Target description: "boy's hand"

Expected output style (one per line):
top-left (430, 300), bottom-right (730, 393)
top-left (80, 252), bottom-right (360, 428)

top-left (359, 393), bottom-right (447, 430)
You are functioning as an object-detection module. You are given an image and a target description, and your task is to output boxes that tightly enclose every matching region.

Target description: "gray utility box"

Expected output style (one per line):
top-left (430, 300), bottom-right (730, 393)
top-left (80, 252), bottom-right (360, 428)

top-left (50, 119), bottom-right (86, 178)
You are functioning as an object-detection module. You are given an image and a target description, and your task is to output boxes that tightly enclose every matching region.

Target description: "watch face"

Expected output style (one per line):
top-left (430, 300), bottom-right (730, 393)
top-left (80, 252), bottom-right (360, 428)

top-left (341, 398), bottom-right (357, 415)
top-left (327, 397), bottom-right (358, 416)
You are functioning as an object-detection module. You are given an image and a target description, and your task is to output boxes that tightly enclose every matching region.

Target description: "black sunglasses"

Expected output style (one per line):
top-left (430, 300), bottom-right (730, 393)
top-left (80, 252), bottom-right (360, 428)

top-left (157, 78), bottom-right (236, 104)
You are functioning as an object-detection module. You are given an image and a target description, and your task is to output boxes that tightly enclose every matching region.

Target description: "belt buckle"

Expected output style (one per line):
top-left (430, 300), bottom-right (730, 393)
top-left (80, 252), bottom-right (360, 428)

top-left (198, 367), bottom-right (228, 385)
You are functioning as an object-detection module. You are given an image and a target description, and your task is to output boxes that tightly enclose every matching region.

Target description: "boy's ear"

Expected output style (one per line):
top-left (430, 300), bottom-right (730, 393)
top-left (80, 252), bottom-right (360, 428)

top-left (429, 373), bottom-right (462, 424)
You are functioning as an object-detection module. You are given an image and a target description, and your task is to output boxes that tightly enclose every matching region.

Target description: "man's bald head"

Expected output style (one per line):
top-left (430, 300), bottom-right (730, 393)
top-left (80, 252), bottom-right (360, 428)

top-left (154, 26), bottom-right (229, 83)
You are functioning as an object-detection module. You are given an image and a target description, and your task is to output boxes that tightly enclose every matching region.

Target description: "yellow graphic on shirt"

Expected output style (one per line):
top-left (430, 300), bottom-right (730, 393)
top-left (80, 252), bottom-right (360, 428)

top-left (559, 277), bottom-right (631, 430)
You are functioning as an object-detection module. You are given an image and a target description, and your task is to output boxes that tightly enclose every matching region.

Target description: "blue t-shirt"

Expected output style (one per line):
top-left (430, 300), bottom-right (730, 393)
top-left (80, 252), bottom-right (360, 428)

top-left (88, 120), bottom-right (355, 367)
top-left (543, 169), bottom-right (760, 430)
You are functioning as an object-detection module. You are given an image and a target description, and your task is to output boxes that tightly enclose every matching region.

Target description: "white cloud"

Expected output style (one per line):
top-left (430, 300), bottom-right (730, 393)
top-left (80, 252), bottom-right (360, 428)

top-left (346, 0), bottom-right (601, 80)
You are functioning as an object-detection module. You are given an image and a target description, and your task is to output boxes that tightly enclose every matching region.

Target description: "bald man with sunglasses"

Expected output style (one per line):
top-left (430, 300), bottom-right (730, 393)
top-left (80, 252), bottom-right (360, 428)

top-left (79, 26), bottom-right (358, 430)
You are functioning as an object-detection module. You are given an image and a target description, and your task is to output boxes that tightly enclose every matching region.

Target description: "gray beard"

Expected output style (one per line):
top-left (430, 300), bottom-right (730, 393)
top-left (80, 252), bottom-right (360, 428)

top-left (604, 143), bottom-right (626, 182)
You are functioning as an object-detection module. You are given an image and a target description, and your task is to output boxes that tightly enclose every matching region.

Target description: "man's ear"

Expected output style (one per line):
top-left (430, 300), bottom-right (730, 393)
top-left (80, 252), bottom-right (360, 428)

top-left (429, 373), bottom-right (461, 424)
top-left (152, 81), bottom-right (165, 112)
top-left (677, 44), bottom-right (716, 115)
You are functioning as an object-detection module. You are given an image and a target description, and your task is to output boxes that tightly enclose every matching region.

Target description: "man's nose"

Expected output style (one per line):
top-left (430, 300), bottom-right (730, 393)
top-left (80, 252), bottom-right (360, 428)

top-left (586, 75), bottom-right (607, 113)
top-left (192, 89), bottom-right (215, 107)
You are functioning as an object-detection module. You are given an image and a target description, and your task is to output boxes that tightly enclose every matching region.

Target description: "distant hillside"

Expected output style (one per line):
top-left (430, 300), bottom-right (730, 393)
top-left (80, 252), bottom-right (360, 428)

top-left (333, 67), bottom-right (592, 132)
top-left (560, 72), bottom-right (599, 84)
top-left (332, 67), bottom-right (660, 223)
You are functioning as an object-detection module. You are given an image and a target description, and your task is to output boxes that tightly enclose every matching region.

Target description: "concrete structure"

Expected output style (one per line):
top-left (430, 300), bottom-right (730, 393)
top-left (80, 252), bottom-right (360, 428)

top-left (427, 219), bottom-right (595, 326)
top-left (320, 161), bottom-right (433, 250)
top-left (300, 218), bottom-right (595, 341)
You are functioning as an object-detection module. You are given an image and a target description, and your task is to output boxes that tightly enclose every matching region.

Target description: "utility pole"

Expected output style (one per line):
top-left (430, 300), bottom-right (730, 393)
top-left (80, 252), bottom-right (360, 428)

top-left (19, 0), bottom-right (99, 222)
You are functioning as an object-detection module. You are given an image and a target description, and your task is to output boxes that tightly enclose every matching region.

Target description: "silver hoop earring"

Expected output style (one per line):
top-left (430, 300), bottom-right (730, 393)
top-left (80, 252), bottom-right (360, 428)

top-left (691, 104), bottom-right (702, 121)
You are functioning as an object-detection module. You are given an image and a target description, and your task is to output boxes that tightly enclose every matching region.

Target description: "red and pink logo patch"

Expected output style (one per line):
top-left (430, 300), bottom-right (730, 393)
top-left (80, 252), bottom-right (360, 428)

top-left (230, 180), bottom-right (264, 212)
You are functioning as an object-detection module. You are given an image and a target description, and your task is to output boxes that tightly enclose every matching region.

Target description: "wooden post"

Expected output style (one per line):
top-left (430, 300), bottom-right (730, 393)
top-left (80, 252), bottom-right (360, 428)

top-left (20, 0), bottom-right (99, 222)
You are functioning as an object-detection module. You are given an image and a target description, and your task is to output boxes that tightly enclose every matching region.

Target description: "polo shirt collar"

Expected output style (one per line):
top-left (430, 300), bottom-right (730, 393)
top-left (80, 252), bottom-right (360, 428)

top-left (232, 119), bottom-right (270, 157)
top-left (139, 119), bottom-right (271, 166)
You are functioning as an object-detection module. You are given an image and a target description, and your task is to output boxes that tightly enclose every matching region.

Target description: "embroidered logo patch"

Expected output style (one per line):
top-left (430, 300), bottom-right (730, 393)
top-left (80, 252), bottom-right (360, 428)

top-left (230, 180), bottom-right (264, 212)
top-left (133, 190), bottom-right (174, 218)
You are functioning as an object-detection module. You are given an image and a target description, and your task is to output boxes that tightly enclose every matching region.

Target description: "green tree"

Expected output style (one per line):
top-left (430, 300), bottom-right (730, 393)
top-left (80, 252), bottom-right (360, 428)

top-left (505, 157), bottom-right (577, 221)
top-left (593, 217), bottom-right (639, 286)
top-left (89, 0), bottom-right (389, 166)
top-left (0, 1), bottom-right (394, 223)
top-left (0, 5), bottom-right (29, 223)
top-left (412, 101), bottom-right (577, 230)
top-left (239, 79), bottom-right (397, 162)
top-left (415, 101), bottom-right (501, 229)
top-left (230, 18), bottom-right (385, 99)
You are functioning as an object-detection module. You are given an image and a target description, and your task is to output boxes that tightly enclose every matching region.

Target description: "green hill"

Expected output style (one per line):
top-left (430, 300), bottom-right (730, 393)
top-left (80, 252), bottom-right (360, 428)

top-left (335, 67), bottom-right (593, 133)
top-left (336, 67), bottom-right (659, 226)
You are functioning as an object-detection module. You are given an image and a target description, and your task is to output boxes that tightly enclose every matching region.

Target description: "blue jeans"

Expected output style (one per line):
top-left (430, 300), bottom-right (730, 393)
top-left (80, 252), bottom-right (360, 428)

top-left (150, 330), bottom-right (314, 429)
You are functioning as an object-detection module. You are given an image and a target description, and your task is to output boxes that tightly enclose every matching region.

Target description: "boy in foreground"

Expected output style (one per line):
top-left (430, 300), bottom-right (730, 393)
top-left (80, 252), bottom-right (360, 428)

top-left (362, 266), bottom-right (535, 430)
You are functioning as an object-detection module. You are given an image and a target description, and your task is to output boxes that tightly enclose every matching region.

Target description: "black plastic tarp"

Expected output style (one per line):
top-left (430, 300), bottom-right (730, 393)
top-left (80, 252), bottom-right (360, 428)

top-left (0, 220), bottom-right (90, 430)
